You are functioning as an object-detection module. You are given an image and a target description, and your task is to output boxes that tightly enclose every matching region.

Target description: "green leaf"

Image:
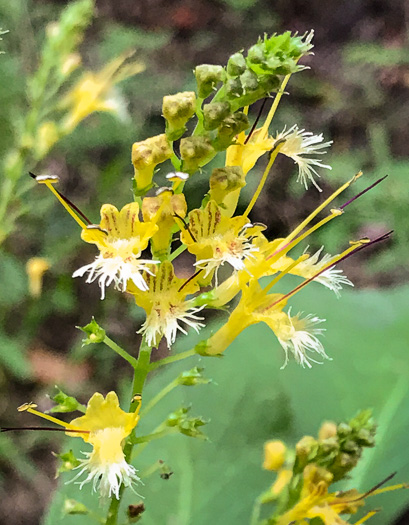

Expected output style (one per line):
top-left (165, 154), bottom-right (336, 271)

top-left (0, 332), bottom-right (30, 378)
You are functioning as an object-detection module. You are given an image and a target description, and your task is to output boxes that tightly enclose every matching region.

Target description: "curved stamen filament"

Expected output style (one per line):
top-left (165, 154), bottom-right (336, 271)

top-left (283, 172), bottom-right (362, 246)
top-left (262, 253), bottom-right (310, 296)
top-left (266, 209), bottom-right (343, 263)
top-left (244, 139), bottom-right (285, 217)
top-left (260, 74), bottom-right (292, 139)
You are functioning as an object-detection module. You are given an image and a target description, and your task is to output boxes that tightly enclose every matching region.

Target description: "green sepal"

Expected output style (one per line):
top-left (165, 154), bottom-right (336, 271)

top-left (78, 317), bottom-right (106, 345)
top-left (166, 406), bottom-right (208, 439)
top-left (53, 449), bottom-right (81, 477)
top-left (177, 367), bottom-right (211, 386)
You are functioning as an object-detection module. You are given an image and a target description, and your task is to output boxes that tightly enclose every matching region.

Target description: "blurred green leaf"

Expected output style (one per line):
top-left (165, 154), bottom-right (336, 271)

top-left (43, 284), bottom-right (409, 525)
top-left (0, 332), bottom-right (30, 378)
top-left (0, 251), bottom-right (26, 307)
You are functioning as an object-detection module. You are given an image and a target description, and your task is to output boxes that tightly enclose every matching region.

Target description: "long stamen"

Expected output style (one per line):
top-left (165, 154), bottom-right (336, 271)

top-left (262, 253), bottom-right (310, 296)
top-left (18, 403), bottom-right (79, 431)
top-left (174, 213), bottom-right (197, 242)
top-left (266, 208), bottom-right (343, 263)
top-left (1, 426), bottom-right (89, 434)
top-left (244, 139), bottom-right (286, 217)
top-left (178, 269), bottom-right (203, 293)
top-left (334, 472), bottom-right (397, 504)
top-left (354, 511), bottom-right (379, 524)
top-left (30, 172), bottom-right (88, 229)
top-left (266, 231), bottom-right (392, 310)
top-left (283, 171), bottom-right (362, 245)
top-left (340, 175), bottom-right (388, 210)
top-left (260, 74), bottom-right (292, 138)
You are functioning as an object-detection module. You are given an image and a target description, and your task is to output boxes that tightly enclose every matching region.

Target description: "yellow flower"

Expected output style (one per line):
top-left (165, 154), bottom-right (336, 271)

top-left (26, 257), bottom-right (50, 297)
top-left (180, 200), bottom-right (265, 284)
top-left (199, 280), bottom-right (328, 368)
top-left (18, 392), bottom-right (141, 499)
top-left (73, 202), bottom-right (158, 299)
top-left (129, 261), bottom-right (204, 348)
top-left (142, 188), bottom-right (187, 259)
top-left (61, 54), bottom-right (145, 132)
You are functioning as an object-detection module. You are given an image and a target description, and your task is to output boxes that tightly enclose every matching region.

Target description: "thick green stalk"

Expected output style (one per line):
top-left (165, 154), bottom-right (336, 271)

top-left (105, 338), bottom-right (153, 525)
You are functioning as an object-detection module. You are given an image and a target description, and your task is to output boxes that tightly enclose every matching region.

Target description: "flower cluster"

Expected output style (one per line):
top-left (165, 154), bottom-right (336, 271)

top-left (256, 412), bottom-right (407, 524)
top-left (23, 31), bottom-right (391, 506)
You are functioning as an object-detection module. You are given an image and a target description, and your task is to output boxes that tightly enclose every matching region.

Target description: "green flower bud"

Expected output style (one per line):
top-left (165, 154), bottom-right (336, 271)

top-left (356, 428), bottom-right (375, 447)
top-left (177, 367), bottom-right (211, 386)
top-left (195, 64), bottom-right (225, 98)
top-left (337, 423), bottom-right (352, 437)
top-left (227, 52), bottom-right (247, 76)
top-left (163, 91), bottom-right (196, 141)
top-left (79, 317), bottom-right (105, 345)
top-left (214, 111), bottom-right (249, 150)
top-left (179, 415), bottom-right (207, 439)
top-left (319, 436), bottom-right (339, 455)
top-left (180, 136), bottom-right (215, 173)
top-left (64, 499), bottom-right (89, 515)
top-left (342, 440), bottom-right (359, 454)
top-left (247, 43), bottom-right (265, 64)
top-left (225, 77), bottom-right (244, 98)
top-left (203, 101), bottom-right (231, 131)
top-left (259, 74), bottom-right (280, 93)
top-left (50, 388), bottom-right (83, 413)
top-left (240, 69), bottom-right (259, 92)
top-left (54, 450), bottom-right (81, 477)
top-left (166, 407), bottom-right (189, 427)
top-left (296, 435), bottom-right (319, 462)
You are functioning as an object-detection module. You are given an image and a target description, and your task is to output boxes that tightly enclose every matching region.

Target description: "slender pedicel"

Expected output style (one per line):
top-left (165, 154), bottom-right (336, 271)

top-left (339, 175), bottom-right (388, 210)
top-left (267, 231), bottom-right (393, 310)
top-left (244, 97), bottom-right (268, 145)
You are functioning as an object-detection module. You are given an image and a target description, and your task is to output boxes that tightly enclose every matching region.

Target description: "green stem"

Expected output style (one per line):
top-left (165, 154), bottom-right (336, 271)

top-left (149, 348), bottom-right (197, 371)
top-left (103, 335), bottom-right (138, 368)
top-left (140, 378), bottom-right (179, 417)
top-left (250, 496), bottom-right (262, 525)
top-left (169, 244), bottom-right (187, 262)
top-left (132, 427), bottom-right (177, 444)
top-left (105, 338), bottom-right (153, 525)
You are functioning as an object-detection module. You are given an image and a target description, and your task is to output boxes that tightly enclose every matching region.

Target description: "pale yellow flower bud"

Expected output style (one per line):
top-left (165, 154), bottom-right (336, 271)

top-left (318, 421), bottom-right (337, 441)
top-left (26, 257), bottom-right (50, 298)
top-left (263, 440), bottom-right (287, 471)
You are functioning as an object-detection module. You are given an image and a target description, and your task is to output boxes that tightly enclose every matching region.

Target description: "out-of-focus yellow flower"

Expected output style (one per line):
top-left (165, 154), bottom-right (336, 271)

top-left (74, 202), bottom-right (158, 299)
top-left (61, 52), bottom-right (81, 76)
top-left (263, 440), bottom-right (287, 471)
top-left (61, 54), bottom-right (145, 132)
top-left (36, 121), bottom-right (60, 159)
top-left (26, 257), bottom-right (50, 298)
top-left (18, 392), bottom-right (141, 499)
top-left (129, 261), bottom-right (204, 348)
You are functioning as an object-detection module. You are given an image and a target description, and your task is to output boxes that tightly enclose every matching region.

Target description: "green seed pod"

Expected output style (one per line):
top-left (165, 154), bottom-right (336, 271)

top-left (356, 428), bottom-right (375, 447)
top-left (337, 423), bottom-right (352, 437)
top-left (342, 440), bottom-right (359, 454)
top-left (240, 69), bottom-right (259, 92)
top-left (227, 52), bottom-right (247, 76)
top-left (194, 64), bottom-right (225, 98)
top-left (203, 101), bottom-right (231, 130)
top-left (225, 77), bottom-right (244, 98)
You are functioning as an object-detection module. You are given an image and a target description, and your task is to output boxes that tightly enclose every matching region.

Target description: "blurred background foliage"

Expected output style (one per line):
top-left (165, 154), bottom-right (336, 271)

top-left (0, 0), bottom-right (409, 523)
